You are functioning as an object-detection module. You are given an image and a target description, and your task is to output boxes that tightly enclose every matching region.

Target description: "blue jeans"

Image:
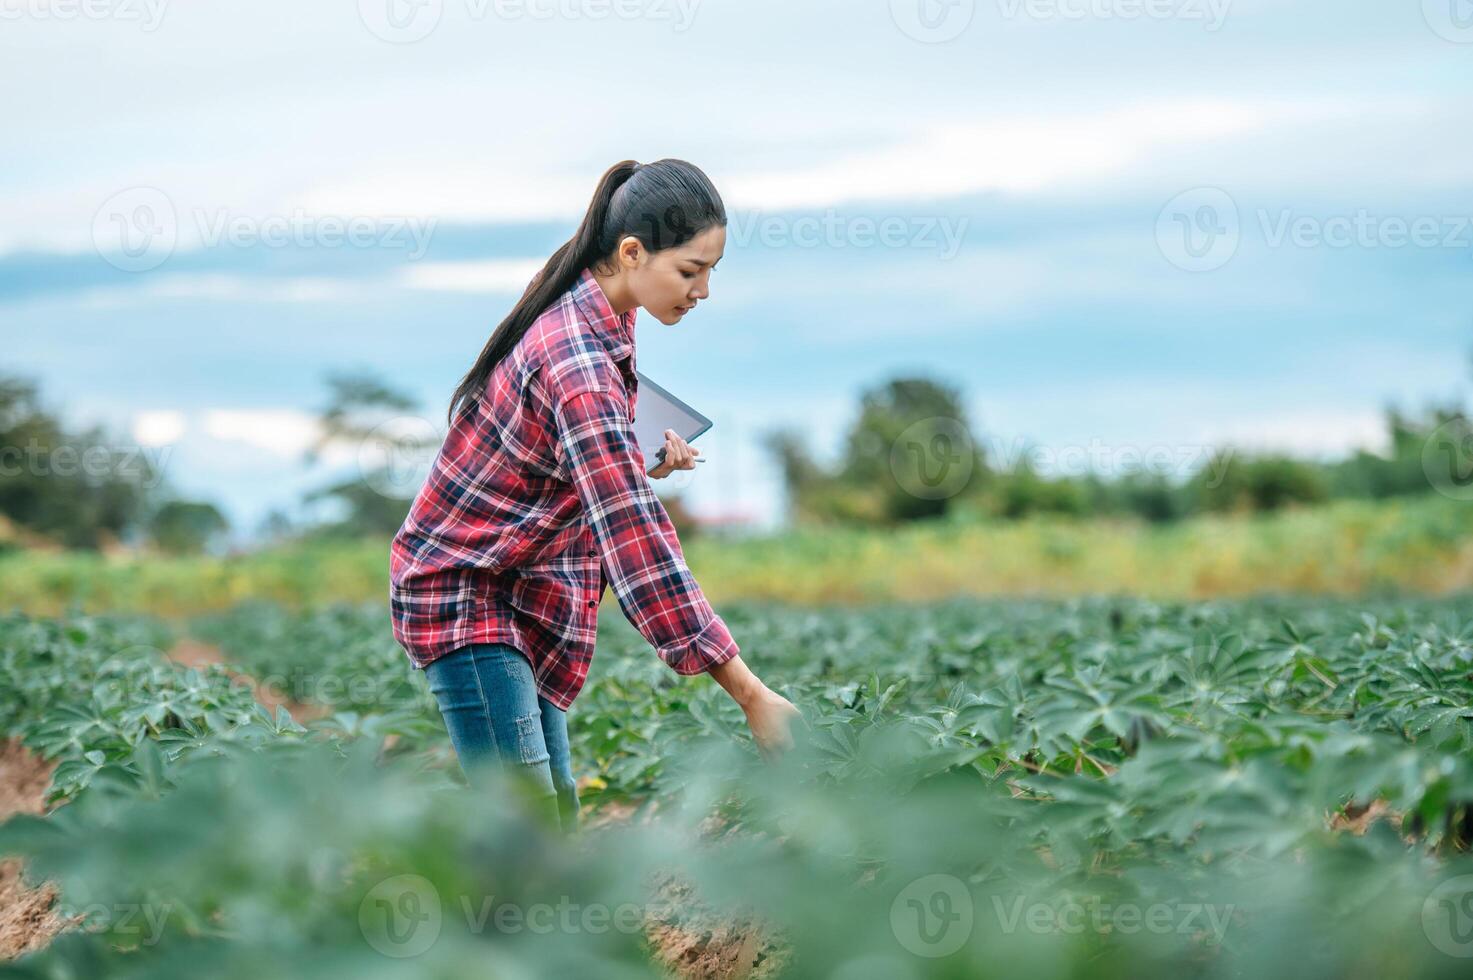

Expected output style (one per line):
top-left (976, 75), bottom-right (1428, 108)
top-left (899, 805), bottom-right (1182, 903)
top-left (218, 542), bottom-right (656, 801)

top-left (424, 642), bottom-right (580, 833)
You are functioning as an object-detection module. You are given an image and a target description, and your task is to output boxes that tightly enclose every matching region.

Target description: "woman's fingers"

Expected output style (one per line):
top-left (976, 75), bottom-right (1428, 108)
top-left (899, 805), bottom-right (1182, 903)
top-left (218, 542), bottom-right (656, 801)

top-left (664, 429), bottom-right (696, 468)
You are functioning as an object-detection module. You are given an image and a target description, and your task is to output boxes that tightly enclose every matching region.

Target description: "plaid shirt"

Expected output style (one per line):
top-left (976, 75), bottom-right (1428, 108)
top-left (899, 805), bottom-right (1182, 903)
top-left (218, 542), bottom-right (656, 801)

top-left (389, 265), bottom-right (739, 710)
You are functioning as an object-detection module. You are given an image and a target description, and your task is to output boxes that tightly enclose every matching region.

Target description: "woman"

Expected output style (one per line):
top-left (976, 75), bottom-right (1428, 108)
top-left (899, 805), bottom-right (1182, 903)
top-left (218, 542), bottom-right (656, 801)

top-left (389, 158), bottom-right (803, 834)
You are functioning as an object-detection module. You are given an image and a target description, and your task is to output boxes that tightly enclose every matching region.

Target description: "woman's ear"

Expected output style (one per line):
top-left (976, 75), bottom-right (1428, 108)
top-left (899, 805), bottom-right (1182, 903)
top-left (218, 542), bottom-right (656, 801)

top-left (617, 235), bottom-right (644, 269)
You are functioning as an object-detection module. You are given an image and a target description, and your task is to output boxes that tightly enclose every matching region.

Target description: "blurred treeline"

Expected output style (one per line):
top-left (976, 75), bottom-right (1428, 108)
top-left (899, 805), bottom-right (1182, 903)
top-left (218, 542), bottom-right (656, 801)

top-left (4, 366), bottom-right (1469, 555)
top-left (0, 369), bottom-right (705, 555)
top-left (764, 375), bottom-right (1473, 527)
top-left (0, 375), bottom-right (227, 555)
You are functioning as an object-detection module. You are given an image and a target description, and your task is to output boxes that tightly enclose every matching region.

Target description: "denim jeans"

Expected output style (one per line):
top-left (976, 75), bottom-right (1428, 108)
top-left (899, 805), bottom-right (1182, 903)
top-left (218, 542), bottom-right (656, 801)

top-left (424, 642), bottom-right (580, 833)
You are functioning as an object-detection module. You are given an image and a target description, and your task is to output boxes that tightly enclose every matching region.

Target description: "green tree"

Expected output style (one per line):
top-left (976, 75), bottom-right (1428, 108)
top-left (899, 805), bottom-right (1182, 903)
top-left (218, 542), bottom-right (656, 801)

top-left (302, 370), bottom-right (437, 537)
top-left (147, 500), bottom-right (230, 555)
top-left (1194, 450), bottom-right (1329, 513)
top-left (0, 374), bottom-right (157, 549)
top-left (766, 375), bottom-right (986, 526)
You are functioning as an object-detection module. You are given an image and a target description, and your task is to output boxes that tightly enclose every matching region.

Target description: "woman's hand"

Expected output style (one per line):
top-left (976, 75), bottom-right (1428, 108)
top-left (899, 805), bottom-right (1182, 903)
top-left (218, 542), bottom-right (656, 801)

top-left (740, 684), bottom-right (804, 762)
top-left (708, 654), bottom-right (805, 762)
top-left (649, 428), bottom-right (700, 479)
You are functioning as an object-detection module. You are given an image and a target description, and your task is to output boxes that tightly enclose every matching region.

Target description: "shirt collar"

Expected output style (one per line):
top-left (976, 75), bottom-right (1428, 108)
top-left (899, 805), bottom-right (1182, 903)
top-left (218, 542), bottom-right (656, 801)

top-left (570, 265), bottom-right (636, 363)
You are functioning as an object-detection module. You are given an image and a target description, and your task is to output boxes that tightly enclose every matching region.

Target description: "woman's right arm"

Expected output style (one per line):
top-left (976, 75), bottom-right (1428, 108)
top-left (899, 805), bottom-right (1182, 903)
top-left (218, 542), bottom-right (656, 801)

top-left (551, 376), bottom-right (801, 758)
top-left (708, 654), bottom-right (803, 762)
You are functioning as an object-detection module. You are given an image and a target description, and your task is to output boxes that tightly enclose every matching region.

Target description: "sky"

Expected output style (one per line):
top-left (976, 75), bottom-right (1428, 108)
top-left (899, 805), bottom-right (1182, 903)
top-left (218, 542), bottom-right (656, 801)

top-left (2, 0), bottom-right (1471, 538)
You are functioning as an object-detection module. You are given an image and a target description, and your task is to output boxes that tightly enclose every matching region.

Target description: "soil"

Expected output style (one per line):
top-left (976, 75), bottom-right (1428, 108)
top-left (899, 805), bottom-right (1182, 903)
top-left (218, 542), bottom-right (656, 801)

top-left (578, 798), bottom-right (793, 978)
top-left (4, 643), bottom-right (790, 977)
top-left (166, 638), bottom-right (331, 725)
top-left (0, 738), bottom-right (79, 961)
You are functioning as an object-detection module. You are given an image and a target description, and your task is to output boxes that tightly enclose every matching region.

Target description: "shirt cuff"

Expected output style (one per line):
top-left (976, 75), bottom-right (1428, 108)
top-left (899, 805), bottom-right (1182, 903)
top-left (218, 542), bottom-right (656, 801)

top-left (657, 614), bottom-right (740, 675)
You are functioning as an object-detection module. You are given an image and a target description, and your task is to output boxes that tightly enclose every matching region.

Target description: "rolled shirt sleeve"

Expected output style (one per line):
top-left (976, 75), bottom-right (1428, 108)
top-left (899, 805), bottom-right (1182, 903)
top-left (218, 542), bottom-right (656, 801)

top-left (552, 379), bottom-right (739, 675)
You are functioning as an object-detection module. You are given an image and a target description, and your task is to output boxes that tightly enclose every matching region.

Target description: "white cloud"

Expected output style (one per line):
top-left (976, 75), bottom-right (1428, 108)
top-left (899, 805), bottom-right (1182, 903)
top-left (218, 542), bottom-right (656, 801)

top-left (131, 409), bottom-right (187, 447)
top-left (395, 258), bottom-right (544, 294)
top-left (65, 274), bottom-right (363, 310)
top-left (723, 100), bottom-right (1281, 209)
top-left (1189, 410), bottom-right (1391, 458)
top-left (202, 408), bottom-right (338, 461)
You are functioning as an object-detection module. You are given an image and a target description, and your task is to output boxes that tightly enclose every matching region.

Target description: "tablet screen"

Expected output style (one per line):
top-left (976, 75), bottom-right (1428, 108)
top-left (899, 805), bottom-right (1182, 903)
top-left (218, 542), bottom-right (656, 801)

top-left (630, 370), bottom-right (713, 475)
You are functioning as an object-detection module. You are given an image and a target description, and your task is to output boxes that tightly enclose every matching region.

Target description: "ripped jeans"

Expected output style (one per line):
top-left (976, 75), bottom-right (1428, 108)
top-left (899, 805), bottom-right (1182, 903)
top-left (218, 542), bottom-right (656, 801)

top-left (424, 642), bottom-right (580, 833)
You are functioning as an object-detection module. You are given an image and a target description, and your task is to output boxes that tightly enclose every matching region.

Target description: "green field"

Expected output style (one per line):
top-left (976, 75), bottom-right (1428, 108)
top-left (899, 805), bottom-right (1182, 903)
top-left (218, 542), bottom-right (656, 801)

top-left (4, 591), bottom-right (1473, 977)
top-left (3, 495), bottom-right (1472, 618)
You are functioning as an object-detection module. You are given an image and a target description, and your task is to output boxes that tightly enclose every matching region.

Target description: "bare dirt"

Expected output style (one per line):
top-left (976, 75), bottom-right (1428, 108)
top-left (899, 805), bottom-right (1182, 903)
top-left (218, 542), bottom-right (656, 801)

top-left (5, 642), bottom-right (788, 976)
top-left (166, 638), bottom-right (331, 725)
top-left (578, 798), bottom-right (792, 978)
top-left (0, 738), bottom-right (79, 961)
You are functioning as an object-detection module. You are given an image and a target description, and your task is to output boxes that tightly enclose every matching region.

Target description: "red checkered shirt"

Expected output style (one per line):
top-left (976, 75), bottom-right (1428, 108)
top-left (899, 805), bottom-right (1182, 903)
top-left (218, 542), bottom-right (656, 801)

top-left (389, 265), bottom-right (739, 709)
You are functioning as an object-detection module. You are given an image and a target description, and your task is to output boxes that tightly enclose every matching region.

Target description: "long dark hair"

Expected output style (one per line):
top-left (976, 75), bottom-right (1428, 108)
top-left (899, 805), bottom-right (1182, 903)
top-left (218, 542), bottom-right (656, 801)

top-left (446, 158), bottom-right (726, 424)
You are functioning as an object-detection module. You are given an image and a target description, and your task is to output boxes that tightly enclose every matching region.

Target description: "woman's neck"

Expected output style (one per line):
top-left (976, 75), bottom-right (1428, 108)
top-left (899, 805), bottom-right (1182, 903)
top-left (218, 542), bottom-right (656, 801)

top-left (591, 269), bottom-right (635, 317)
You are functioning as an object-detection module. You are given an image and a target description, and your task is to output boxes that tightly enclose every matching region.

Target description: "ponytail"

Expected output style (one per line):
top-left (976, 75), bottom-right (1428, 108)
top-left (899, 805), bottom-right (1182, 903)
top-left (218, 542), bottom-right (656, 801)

top-left (446, 158), bottom-right (725, 424)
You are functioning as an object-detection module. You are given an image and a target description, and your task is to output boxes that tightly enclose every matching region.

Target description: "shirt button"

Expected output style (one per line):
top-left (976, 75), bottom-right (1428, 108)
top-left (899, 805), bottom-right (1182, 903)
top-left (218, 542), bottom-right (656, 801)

top-left (587, 599), bottom-right (597, 608)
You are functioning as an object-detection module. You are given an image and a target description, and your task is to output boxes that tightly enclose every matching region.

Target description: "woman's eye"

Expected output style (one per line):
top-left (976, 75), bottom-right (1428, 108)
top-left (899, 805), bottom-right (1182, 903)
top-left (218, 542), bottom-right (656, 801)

top-left (681, 271), bottom-right (695, 279)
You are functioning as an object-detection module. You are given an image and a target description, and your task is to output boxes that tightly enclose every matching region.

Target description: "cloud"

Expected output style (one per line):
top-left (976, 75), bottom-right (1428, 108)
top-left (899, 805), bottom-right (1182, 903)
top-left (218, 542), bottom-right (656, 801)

top-left (1189, 410), bottom-right (1391, 458)
top-left (131, 410), bottom-right (187, 447)
top-left (68, 274), bottom-right (363, 309)
top-left (395, 258), bottom-right (544, 294)
top-left (201, 408), bottom-right (351, 463)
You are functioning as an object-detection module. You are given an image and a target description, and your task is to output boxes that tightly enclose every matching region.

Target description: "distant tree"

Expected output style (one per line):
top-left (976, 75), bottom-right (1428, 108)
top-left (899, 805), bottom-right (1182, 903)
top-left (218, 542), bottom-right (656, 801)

top-left (0, 374), bottom-right (156, 549)
top-left (1326, 403), bottom-right (1469, 500)
top-left (148, 500), bottom-right (229, 555)
top-left (255, 508), bottom-right (297, 544)
top-left (302, 370), bottom-right (437, 536)
top-left (1194, 451), bottom-right (1329, 513)
top-left (765, 375), bottom-right (986, 526)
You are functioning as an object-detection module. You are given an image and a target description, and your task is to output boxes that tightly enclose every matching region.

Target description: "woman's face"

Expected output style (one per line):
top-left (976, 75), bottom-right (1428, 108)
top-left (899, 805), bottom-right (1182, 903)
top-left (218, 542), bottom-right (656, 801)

top-left (630, 224), bottom-right (725, 326)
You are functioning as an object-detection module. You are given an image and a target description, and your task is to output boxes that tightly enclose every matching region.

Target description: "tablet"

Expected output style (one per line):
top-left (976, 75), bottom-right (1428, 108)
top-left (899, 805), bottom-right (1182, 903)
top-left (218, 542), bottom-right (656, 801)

top-left (631, 370), bottom-right (712, 475)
